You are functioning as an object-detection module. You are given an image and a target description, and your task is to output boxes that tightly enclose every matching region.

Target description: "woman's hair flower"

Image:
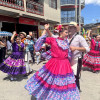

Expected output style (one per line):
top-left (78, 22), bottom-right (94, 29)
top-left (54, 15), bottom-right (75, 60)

top-left (55, 25), bottom-right (64, 33)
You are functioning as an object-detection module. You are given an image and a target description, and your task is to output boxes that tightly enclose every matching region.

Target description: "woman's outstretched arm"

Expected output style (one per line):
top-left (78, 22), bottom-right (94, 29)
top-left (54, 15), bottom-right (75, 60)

top-left (11, 31), bottom-right (17, 43)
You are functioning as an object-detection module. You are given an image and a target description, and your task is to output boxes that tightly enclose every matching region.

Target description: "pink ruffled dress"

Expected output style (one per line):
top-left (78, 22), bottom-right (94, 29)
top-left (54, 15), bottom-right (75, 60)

top-left (83, 39), bottom-right (100, 71)
top-left (25, 36), bottom-right (80, 100)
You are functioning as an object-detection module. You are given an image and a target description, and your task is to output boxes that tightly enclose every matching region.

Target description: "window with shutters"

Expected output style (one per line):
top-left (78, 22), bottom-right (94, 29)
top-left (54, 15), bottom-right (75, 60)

top-left (49, 0), bottom-right (57, 9)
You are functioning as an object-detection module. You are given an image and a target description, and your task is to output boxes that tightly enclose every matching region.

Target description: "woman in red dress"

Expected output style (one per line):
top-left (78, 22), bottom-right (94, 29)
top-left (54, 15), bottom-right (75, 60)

top-left (83, 30), bottom-right (100, 73)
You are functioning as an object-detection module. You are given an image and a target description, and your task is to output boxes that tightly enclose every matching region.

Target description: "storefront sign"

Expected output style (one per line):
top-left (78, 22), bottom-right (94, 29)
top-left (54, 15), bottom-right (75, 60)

top-left (0, 15), bottom-right (17, 23)
top-left (19, 17), bottom-right (38, 26)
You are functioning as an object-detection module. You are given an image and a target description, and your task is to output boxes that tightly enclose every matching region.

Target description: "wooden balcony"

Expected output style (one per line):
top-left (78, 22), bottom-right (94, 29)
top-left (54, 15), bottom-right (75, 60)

top-left (0, 0), bottom-right (24, 10)
top-left (0, 0), bottom-right (44, 16)
top-left (26, 0), bottom-right (44, 16)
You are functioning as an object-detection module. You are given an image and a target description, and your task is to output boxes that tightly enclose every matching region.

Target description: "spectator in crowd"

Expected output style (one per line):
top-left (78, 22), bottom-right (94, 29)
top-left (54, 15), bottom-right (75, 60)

top-left (35, 51), bottom-right (41, 65)
top-left (6, 36), bottom-right (12, 56)
top-left (19, 32), bottom-right (26, 43)
top-left (29, 31), bottom-right (35, 63)
top-left (24, 35), bottom-right (34, 75)
top-left (0, 36), bottom-right (6, 63)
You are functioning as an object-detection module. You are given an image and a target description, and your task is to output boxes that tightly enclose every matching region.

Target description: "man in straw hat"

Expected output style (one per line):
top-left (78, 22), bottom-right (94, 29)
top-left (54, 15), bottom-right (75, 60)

top-left (19, 32), bottom-right (26, 43)
top-left (68, 22), bottom-right (90, 92)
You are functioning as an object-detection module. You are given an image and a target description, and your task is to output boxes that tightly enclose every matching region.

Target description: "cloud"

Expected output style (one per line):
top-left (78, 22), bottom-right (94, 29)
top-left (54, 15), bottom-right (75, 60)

top-left (85, 0), bottom-right (100, 5)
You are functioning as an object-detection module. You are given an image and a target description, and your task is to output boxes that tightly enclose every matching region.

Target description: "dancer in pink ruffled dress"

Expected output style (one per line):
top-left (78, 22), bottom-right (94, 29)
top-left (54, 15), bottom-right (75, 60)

top-left (25, 25), bottom-right (80, 100)
top-left (83, 30), bottom-right (100, 73)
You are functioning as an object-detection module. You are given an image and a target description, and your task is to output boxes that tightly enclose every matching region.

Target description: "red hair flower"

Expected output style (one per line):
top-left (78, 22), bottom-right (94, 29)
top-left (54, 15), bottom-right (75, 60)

top-left (55, 25), bottom-right (64, 32)
top-left (16, 34), bottom-right (18, 36)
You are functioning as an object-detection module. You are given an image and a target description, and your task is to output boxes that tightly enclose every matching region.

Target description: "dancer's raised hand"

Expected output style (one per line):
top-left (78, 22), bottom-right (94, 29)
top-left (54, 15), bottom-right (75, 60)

top-left (44, 24), bottom-right (50, 30)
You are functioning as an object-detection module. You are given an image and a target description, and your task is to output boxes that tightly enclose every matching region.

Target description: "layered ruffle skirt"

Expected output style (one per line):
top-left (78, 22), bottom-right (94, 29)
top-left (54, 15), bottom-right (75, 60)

top-left (83, 50), bottom-right (100, 71)
top-left (25, 58), bottom-right (80, 100)
top-left (0, 52), bottom-right (26, 75)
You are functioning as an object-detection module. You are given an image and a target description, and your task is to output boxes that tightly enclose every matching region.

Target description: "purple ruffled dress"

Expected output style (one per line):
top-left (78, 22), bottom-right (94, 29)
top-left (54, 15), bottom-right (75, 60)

top-left (0, 42), bottom-right (26, 75)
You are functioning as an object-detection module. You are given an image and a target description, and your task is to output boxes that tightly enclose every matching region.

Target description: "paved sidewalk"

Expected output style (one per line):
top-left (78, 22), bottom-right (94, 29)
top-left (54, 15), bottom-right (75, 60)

top-left (0, 61), bottom-right (100, 100)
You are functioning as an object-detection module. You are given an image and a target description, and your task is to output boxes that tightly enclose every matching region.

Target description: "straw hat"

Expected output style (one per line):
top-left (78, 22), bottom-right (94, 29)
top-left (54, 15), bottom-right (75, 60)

top-left (69, 22), bottom-right (80, 32)
top-left (26, 35), bottom-right (31, 39)
top-left (19, 32), bottom-right (26, 37)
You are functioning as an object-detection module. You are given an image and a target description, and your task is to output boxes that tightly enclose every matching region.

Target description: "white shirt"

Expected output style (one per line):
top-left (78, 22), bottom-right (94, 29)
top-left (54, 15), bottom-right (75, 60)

top-left (52, 34), bottom-right (90, 58)
top-left (7, 40), bottom-right (12, 50)
top-left (70, 34), bottom-right (90, 58)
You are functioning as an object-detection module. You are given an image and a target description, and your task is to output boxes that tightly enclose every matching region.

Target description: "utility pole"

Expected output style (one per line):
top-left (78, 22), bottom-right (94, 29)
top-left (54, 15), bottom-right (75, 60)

top-left (79, 0), bottom-right (81, 34)
top-left (75, 0), bottom-right (77, 23)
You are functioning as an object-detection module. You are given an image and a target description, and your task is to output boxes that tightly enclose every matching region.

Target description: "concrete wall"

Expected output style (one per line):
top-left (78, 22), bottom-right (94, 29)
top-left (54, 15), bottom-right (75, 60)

top-left (0, 0), bottom-right (61, 24)
top-left (44, 0), bottom-right (61, 23)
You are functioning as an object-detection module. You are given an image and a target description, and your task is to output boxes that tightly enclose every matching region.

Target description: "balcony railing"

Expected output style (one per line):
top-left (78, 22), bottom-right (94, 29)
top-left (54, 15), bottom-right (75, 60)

top-left (26, 0), bottom-right (44, 16)
top-left (61, 17), bottom-right (84, 24)
top-left (0, 0), bottom-right (24, 10)
top-left (61, 0), bottom-right (85, 6)
top-left (0, 0), bottom-right (44, 16)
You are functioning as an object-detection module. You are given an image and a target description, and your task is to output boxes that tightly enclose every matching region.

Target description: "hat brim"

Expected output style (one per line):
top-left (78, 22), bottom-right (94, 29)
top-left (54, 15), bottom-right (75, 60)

top-left (69, 24), bottom-right (77, 27)
top-left (26, 37), bottom-right (31, 38)
top-left (68, 25), bottom-right (80, 32)
top-left (19, 32), bottom-right (26, 37)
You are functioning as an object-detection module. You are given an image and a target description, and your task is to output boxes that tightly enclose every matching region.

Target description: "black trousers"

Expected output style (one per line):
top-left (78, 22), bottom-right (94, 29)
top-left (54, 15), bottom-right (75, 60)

top-left (0, 47), bottom-right (6, 63)
top-left (0, 48), bottom-right (3, 63)
top-left (75, 58), bottom-right (82, 90)
top-left (2, 47), bottom-right (6, 59)
top-left (75, 75), bottom-right (80, 90)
